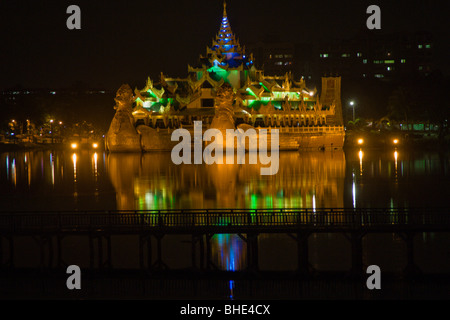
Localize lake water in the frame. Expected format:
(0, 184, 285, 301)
(2, 148, 449, 211)
(1, 148, 449, 274)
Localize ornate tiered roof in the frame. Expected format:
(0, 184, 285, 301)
(134, 1, 338, 118)
(189, 1, 254, 71)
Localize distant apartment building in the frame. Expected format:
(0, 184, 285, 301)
(315, 31, 434, 81)
(247, 40, 296, 76)
(248, 31, 434, 83)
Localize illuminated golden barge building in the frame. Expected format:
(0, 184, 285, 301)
(108, 2, 344, 152)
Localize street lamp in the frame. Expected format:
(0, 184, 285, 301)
(50, 119, 54, 143)
(349, 101, 355, 122)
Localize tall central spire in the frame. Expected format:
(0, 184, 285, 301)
(216, 0, 235, 50)
(201, 1, 253, 70)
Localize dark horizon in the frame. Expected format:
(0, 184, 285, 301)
(1, 0, 449, 91)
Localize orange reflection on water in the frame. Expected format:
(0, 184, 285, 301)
(394, 150, 399, 183)
(72, 153, 78, 199)
(93, 152, 98, 177)
(358, 149, 363, 176)
(50, 152, 55, 186)
(394, 151, 398, 170)
(106, 151, 346, 211)
(11, 157, 16, 187)
(72, 153, 77, 181)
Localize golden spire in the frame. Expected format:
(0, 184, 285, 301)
(223, 0, 227, 17)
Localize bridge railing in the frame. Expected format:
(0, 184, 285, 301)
(0, 208, 449, 234)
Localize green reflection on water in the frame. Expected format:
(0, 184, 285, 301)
(106, 151, 346, 210)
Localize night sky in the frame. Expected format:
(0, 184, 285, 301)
(1, 0, 449, 91)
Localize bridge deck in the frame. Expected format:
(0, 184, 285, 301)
(1, 208, 449, 235)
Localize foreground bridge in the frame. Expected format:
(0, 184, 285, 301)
(1, 207, 449, 234)
(0, 208, 449, 276)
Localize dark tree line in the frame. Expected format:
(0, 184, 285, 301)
(0, 85, 115, 135)
(387, 72, 449, 139)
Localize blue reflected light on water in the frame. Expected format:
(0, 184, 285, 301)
(212, 233, 243, 299)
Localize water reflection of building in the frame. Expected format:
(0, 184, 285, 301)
(106, 151, 346, 210)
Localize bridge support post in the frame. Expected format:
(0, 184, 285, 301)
(98, 236, 103, 269)
(246, 233, 259, 272)
(89, 235, 94, 269)
(0, 236, 3, 268)
(56, 235, 64, 268)
(199, 234, 205, 270)
(350, 232, 364, 278)
(9, 237, 14, 268)
(191, 234, 205, 270)
(151, 234, 167, 270)
(205, 233, 215, 270)
(191, 234, 196, 269)
(401, 232, 421, 276)
(138, 235, 145, 269)
(36, 236, 54, 269)
(88, 234, 112, 269)
(138, 234, 152, 270)
(99, 234, 112, 269)
(297, 232, 310, 276)
(49, 236, 54, 268)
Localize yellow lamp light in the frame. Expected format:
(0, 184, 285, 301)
(357, 138, 364, 145)
(71, 143, 78, 149)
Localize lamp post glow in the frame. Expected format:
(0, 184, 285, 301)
(349, 101, 355, 122)
(50, 120, 54, 143)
